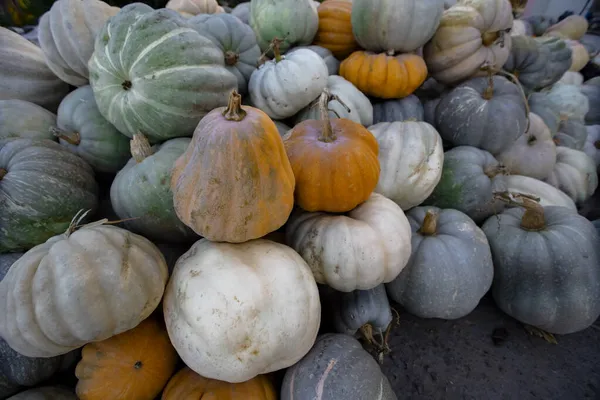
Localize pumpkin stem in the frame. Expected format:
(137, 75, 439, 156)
(0, 168, 6, 180)
(482, 31, 500, 47)
(317, 89, 336, 142)
(50, 127, 81, 146)
(131, 133, 153, 163)
(527, 134, 537, 145)
(483, 66, 531, 133)
(418, 209, 438, 235)
(224, 50, 239, 66)
(484, 164, 508, 179)
(493, 192, 546, 231)
(258, 37, 285, 64)
(481, 64, 494, 100)
(222, 90, 247, 121)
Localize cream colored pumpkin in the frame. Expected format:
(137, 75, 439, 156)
(505, 175, 576, 211)
(544, 147, 598, 204)
(163, 238, 320, 383)
(0, 220, 168, 358)
(369, 121, 444, 210)
(166, 0, 224, 17)
(286, 192, 412, 292)
(555, 71, 584, 86)
(566, 40, 590, 72)
(38, 0, 119, 87)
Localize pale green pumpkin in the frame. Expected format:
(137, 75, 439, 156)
(0, 100, 57, 141)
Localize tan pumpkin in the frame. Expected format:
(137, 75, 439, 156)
(314, 0, 359, 59)
(544, 15, 589, 40)
(566, 40, 590, 72)
(165, 0, 224, 17)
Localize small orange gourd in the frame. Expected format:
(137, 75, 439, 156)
(314, 0, 358, 59)
(339, 50, 428, 99)
(161, 367, 277, 400)
(74, 317, 178, 400)
(283, 90, 380, 213)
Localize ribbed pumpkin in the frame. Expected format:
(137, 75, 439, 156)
(314, 0, 357, 59)
(286, 45, 340, 75)
(340, 51, 428, 99)
(0, 100, 57, 141)
(171, 90, 295, 243)
(580, 77, 600, 125)
(75, 317, 178, 400)
(566, 40, 590, 72)
(283, 90, 380, 213)
(544, 147, 598, 204)
(162, 368, 276, 400)
(165, 0, 224, 17)
(372, 95, 424, 124)
(544, 15, 589, 40)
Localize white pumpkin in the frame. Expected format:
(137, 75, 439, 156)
(248, 48, 328, 119)
(555, 71, 584, 86)
(369, 121, 444, 210)
(286, 193, 412, 292)
(544, 147, 598, 204)
(286, 45, 340, 76)
(511, 19, 532, 36)
(294, 75, 373, 126)
(566, 39, 590, 72)
(166, 0, 225, 17)
(38, 0, 119, 87)
(0, 220, 168, 358)
(505, 175, 577, 211)
(583, 125, 600, 167)
(163, 238, 320, 383)
(0, 100, 57, 140)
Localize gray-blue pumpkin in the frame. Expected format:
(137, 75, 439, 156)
(554, 119, 587, 150)
(372, 95, 424, 124)
(580, 77, 600, 125)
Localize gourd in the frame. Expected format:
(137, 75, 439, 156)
(294, 75, 373, 126)
(163, 238, 321, 383)
(497, 112, 556, 180)
(111, 134, 197, 243)
(544, 83, 589, 121)
(0, 217, 169, 357)
(339, 51, 428, 99)
(386, 207, 494, 319)
(0, 100, 57, 140)
(0, 27, 70, 112)
(249, 0, 318, 52)
(162, 367, 276, 399)
(580, 77, 600, 125)
(7, 387, 77, 400)
(553, 118, 587, 150)
(481, 194, 600, 334)
(171, 91, 295, 243)
(165, 0, 224, 17)
(54, 85, 130, 173)
(504, 175, 576, 210)
(372, 95, 424, 124)
(286, 192, 412, 292)
(369, 121, 444, 210)
(423, 0, 514, 85)
(281, 334, 397, 400)
(0, 138, 98, 253)
(88, 4, 238, 143)
(248, 42, 328, 119)
(188, 13, 261, 94)
(231, 2, 250, 24)
(423, 146, 508, 223)
(37, 0, 119, 87)
(314, 0, 358, 59)
(434, 75, 527, 155)
(286, 45, 340, 75)
(566, 40, 590, 72)
(75, 317, 178, 400)
(544, 15, 589, 40)
(283, 91, 380, 213)
(555, 71, 584, 86)
(544, 147, 598, 204)
(583, 125, 600, 167)
(351, 0, 444, 53)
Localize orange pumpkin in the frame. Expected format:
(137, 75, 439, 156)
(162, 367, 277, 400)
(283, 90, 380, 213)
(339, 50, 428, 99)
(314, 0, 358, 59)
(75, 317, 178, 400)
(171, 90, 295, 243)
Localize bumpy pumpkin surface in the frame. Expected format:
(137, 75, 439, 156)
(314, 0, 357, 59)
(0, 100, 57, 141)
(372, 95, 424, 124)
(88, 4, 238, 142)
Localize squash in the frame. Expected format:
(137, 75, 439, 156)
(54, 85, 130, 173)
(88, 4, 238, 143)
(188, 13, 261, 94)
(283, 91, 380, 213)
(583, 125, 600, 167)
(165, 0, 224, 17)
(0, 27, 70, 113)
(504, 175, 576, 211)
(248, 42, 328, 119)
(553, 118, 587, 150)
(372, 95, 424, 124)
(434, 75, 527, 155)
(38, 0, 119, 87)
(162, 367, 276, 399)
(527, 91, 561, 135)
(281, 334, 397, 400)
(249, 0, 318, 52)
(171, 90, 295, 243)
(544, 83, 589, 121)
(314, 0, 358, 59)
(544, 15, 589, 40)
(555, 71, 584, 86)
(481, 194, 600, 334)
(580, 77, 600, 125)
(0, 218, 169, 357)
(544, 147, 598, 204)
(286, 192, 412, 292)
(351, 0, 444, 54)
(75, 317, 178, 400)
(231, 2, 250, 24)
(0, 100, 57, 140)
(7, 387, 77, 400)
(387, 206, 493, 319)
(566, 39, 590, 72)
(294, 75, 373, 126)
(111, 134, 197, 243)
(339, 51, 428, 99)
(0, 138, 98, 253)
(423, 0, 514, 85)
(423, 146, 508, 223)
(369, 121, 444, 210)
(163, 238, 320, 383)
(286, 45, 340, 75)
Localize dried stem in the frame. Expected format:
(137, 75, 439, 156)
(315, 89, 351, 143)
(222, 90, 247, 122)
(224, 50, 239, 66)
(51, 127, 81, 146)
(0, 168, 6, 180)
(419, 209, 438, 235)
(493, 192, 546, 231)
(258, 37, 286, 65)
(484, 164, 508, 179)
(131, 133, 153, 163)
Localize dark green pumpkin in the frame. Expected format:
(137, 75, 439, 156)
(580, 77, 600, 125)
(372, 95, 424, 124)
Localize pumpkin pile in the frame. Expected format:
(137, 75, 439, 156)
(0, 0, 599, 399)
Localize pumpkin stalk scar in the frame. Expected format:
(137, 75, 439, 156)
(122, 80, 132, 90)
(418, 210, 438, 235)
(134, 361, 143, 369)
(481, 31, 499, 47)
(131, 133, 154, 163)
(0, 168, 6, 180)
(493, 191, 546, 231)
(222, 90, 247, 121)
(224, 50, 239, 66)
(50, 127, 81, 146)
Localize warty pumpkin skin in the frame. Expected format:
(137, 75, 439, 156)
(0, 221, 169, 358)
(0, 100, 57, 141)
(314, 0, 357, 59)
(7, 386, 77, 400)
(286, 45, 340, 76)
(283, 91, 380, 213)
(171, 91, 295, 243)
(544, 147, 598, 205)
(340, 51, 428, 99)
(162, 367, 276, 400)
(75, 317, 178, 400)
(88, 4, 238, 143)
(372, 95, 424, 124)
